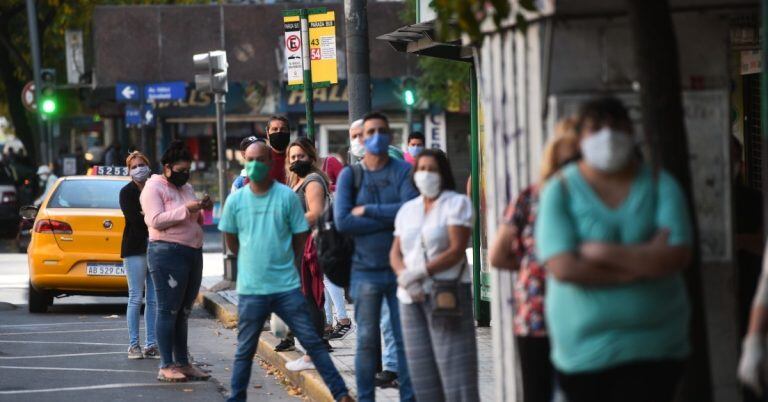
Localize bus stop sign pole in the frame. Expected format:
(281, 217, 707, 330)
(300, 8, 316, 142)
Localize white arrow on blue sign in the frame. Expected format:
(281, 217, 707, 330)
(116, 83, 141, 102)
(143, 105, 155, 127)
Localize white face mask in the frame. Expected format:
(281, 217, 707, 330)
(350, 138, 366, 159)
(414, 171, 442, 199)
(580, 127, 635, 173)
(130, 165, 151, 183)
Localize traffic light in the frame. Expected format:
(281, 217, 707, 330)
(402, 77, 416, 107)
(39, 69, 57, 118)
(193, 50, 228, 94)
(404, 89, 416, 107)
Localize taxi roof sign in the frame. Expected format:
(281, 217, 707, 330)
(89, 166, 129, 176)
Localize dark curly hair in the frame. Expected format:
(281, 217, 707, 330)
(575, 97, 633, 136)
(160, 140, 192, 167)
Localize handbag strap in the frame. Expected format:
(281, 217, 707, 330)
(420, 233, 466, 283)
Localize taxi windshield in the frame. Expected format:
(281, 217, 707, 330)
(47, 179, 126, 209)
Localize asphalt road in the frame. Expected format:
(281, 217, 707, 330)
(0, 251, 297, 402)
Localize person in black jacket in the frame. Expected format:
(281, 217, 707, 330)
(120, 151, 157, 360)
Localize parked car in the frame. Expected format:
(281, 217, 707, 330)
(0, 167, 19, 237)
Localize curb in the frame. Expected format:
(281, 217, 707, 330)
(200, 291, 339, 402)
(199, 291, 238, 329)
(256, 332, 336, 402)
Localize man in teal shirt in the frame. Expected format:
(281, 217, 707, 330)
(219, 141, 351, 402)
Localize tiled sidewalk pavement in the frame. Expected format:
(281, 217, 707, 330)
(208, 286, 495, 402)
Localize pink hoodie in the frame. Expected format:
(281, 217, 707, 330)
(139, 174, 204, 249)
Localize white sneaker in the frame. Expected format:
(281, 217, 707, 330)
(285, 357, 315, 371)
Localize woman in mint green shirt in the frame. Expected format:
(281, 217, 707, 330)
(535, 97, 693, 402)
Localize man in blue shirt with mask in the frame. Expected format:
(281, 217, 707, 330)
(335, 112, 418, 402)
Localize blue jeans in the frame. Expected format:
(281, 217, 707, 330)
(147, 241, 203, 369)
(324, 275, 348, 325)
(381, 301, 398, 372)
(228, 289, 349, 402)
(351, 279, 415, 402)
(124, 254, 157, 348)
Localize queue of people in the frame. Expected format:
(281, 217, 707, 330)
(116, 96, 702, 402)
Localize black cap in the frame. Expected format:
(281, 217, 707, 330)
(239, 136, 264, 151)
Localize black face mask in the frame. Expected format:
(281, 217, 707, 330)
(269, 131, 290, 152)
(289, 160, 313, 178)
(167, 170, 189, 188)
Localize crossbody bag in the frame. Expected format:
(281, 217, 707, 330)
(421, 234, 467, 317)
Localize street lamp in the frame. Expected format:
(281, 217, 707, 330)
(193, 50, 234, 281)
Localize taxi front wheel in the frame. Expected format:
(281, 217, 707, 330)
(28, 282, 52, 313)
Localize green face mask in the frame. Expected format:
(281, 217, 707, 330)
(246, 160, 270, 182)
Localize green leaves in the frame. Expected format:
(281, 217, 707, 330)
(430, 0, 536, 45)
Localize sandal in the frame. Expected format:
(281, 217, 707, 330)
(175, 364, 211, 381)
(157, 367, 187, 382)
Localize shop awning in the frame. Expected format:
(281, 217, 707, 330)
(377, 21, 473, 62)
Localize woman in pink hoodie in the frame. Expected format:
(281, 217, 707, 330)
(140, 141, 212, 382)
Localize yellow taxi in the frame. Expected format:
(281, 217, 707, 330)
(24, 169, 131, 312)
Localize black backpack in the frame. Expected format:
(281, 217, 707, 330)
(314, 164, 363, 288)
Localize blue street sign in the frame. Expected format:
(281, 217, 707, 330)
(125, 105, 142, 126)
(142, 104, 156, 127)
(145, 81, 187, 102)
(116, 83, 141, 102)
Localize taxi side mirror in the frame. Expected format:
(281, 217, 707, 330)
(19, 205, 38, 220)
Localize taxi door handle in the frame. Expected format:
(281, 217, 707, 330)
(59, 236, 73, 241)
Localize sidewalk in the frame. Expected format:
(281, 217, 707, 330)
(199, 254, 495, 402)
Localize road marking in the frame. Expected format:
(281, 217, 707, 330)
(0, 321, 125, 328)
(0, 365, 154, 374)
(0, 382, 202, 395)
(0, 352, 124, 359)
(0, 340, 125, 346)
(0, 328, 125, 336)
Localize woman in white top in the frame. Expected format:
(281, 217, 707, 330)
(390, 149, 479, 402)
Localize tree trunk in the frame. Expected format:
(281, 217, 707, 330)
(0, 41, 36, 163)
(626, 1, 712, 401)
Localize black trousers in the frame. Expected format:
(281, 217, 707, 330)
(516, 336, 554, 402)
(557, 359, 684, 402)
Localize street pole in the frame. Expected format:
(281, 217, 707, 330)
(215, 92, 227, 249)
(344, 0, 371, 121)
(406, 106, 413, 134)
(300, 9, 316, 141)
(762, 0, 768, 237)
(25, 0, 45, 165)
(470, 64, 490, 326)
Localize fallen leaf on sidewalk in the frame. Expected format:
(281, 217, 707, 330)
(183, 388, 194, 392)
(287, 386, 302, 396)
(253, 385, 263, 389)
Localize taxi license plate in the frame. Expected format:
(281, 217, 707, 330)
(86, 263, 126, 276)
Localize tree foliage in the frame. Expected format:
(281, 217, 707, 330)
(430, 0, 537, 44)
(401, 0, 471, 111)
(0, 0, 203, 162)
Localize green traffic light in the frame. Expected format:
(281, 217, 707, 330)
(404, 89, 415, 106)
(41, 98, 56, 114)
